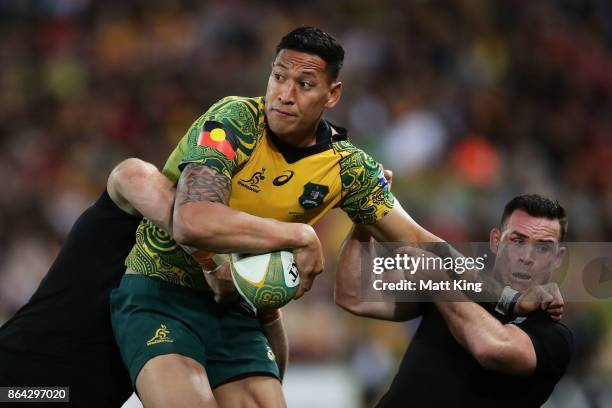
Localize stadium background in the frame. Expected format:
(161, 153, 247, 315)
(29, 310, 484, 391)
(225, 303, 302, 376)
(0, 0, 610, 406)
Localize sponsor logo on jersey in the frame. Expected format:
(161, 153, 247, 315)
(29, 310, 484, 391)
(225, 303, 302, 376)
(273, 170, 295, 186)
(198, 121, 238, 161)
(377, 169, 389, 190)
(238, 168, 266, 193)
(299, 183, 329, 209)
(266, 345, 276, 361)
(146, 324, 174, 346)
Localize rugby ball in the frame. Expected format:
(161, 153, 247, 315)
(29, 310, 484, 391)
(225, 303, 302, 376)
(230, 250, 300, 309)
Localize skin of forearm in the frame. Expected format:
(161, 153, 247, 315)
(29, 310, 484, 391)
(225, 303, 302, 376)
(335, 227, 367, 305)
(436, 297, 507, 357)
(336, 226, 421, 321)
(107, 159, 175, 231)
(109, 160, 312, 254)
(173, 163, 313, 254)
(174, 202, 312, 253)
(435, 297, 534, 375)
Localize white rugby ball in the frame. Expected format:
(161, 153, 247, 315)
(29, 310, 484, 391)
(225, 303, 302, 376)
(230, 250, 300, 309)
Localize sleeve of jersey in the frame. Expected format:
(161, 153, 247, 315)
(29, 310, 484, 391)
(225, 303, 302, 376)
(339, 150, 395, 224)
(515, 317, 574, 379)
(179, 97, 259, 178)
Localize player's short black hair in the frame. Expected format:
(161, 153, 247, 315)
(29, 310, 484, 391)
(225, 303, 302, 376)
(276, 26, 345, 81)
(501, 194, 568, 241)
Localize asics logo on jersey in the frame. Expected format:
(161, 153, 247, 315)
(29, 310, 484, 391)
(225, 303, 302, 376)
(239, 168, 266, 193)
(273, 170, 295, 186)
(146, 324, 174, 346)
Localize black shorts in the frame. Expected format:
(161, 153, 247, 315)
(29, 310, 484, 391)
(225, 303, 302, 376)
(0, 190, 142, 407)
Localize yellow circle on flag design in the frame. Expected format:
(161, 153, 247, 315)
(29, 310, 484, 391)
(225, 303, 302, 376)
(210, 128, 226, 142)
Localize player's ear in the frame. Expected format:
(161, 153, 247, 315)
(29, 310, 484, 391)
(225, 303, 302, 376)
(489, 228, 501, 254)
(553, 245, 567, 269)
(325, 81, 342, 109)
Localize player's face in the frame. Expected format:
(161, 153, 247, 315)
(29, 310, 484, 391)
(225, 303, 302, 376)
(265, 49, 342, 144)
(490, 210, 566, 292)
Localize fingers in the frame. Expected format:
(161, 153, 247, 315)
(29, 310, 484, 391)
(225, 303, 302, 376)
(547, 303, 564, 321)
(539, 288, 554, 311)
(547, 283, 564, 307)
(294, 277, 312, 300)
(516, 283, 566, 320)
(544, 283, 564, 320)
(204, 262, 239, 304)
(383, 169, 393, 190)
(546, 299, 565, 320)
(293, 228, 324, 300)
(294, 260, 323, 300)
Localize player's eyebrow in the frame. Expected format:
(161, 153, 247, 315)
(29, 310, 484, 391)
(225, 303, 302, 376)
(509, 231, 529, 239)
(535, 239, 556, 244)
(299, 71, 317, 79)
(275, 62, 321, 77)
(510, 231, 556, 243)
(275, 62, 289, 70)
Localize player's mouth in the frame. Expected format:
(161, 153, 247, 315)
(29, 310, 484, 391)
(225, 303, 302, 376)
(271, 108, 296, 117)
(511, 271, 532, 281)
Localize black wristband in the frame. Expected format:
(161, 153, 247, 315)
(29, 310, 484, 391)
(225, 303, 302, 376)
(495, 286, 521, 316)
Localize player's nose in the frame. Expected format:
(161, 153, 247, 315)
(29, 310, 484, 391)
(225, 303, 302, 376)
(518, 245, 535, 266)
(278, 82, 296, 104)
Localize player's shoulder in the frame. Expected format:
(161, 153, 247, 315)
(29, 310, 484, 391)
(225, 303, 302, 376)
(548, 320, 574, 349)
(202, 96, 265, 147)
(332, 128, 393, 223)
(513, 311, 574, 352)
(333, 136, 384, 181)
(208, 96, 265, 116)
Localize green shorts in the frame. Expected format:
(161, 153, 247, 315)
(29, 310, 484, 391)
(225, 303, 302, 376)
(110, 274, 279, 388)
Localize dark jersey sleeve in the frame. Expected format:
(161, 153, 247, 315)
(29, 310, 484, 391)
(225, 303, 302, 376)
(0, 189, 142, 358)
(513, 311, 574, 380)
(0, 190, 141, 406)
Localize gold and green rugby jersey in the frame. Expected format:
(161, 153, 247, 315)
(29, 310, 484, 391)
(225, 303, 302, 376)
(125, 96, 395, 289)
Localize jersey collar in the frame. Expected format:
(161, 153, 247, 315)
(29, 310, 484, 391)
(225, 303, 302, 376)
(266, 118, 348, 164)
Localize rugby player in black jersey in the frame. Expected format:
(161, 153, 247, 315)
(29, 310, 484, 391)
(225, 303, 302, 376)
(336, 194, 572, 407)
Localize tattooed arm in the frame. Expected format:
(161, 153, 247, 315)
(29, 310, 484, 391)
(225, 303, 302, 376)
(173, 163, 323, 297)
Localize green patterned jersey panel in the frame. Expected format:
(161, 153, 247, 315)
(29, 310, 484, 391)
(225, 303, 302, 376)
(336, 141, 395, 224)
(124, 219, 206, 288)
(162, 96, 264, 181)
(126, 96, 266, 289)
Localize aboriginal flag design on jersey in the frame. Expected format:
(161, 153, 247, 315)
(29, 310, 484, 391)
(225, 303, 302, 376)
(197, 121, 239, 161)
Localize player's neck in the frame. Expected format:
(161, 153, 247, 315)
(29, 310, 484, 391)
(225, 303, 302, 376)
(276, 132, 317, 148)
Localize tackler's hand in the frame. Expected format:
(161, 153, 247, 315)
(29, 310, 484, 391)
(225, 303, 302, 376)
(514, 282, 564, 321)
(204, 262, 240, 304)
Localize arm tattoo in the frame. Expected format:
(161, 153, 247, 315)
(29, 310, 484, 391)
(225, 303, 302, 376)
(176, 163, 231, 206)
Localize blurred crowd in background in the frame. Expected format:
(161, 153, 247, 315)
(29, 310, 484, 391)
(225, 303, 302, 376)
(0, 0, 611, 406)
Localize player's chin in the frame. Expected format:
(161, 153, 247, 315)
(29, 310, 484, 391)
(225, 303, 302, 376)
(268, 121, 295, 137)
